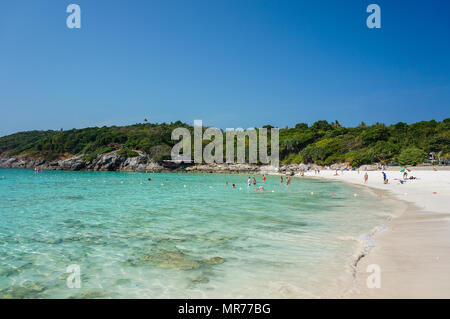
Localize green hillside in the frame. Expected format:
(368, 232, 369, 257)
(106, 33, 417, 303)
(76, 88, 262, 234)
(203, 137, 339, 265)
(1, 119, 449, 166)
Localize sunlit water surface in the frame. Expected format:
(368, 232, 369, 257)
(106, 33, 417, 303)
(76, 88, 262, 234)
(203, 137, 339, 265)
(0, 169, 400, 298)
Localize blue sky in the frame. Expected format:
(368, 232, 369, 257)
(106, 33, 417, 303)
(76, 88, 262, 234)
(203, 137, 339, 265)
(1, 0, 449, 136)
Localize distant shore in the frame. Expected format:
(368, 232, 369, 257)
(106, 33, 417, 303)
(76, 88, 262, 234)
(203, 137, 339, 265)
(304, 169, 450, 298)
(1, 151, 449, 174)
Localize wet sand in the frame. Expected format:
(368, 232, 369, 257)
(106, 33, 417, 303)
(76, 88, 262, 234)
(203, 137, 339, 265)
(302, 169, 450, 298)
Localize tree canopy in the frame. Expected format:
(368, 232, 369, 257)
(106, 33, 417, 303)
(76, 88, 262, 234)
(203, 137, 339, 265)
(0, 119, 449, 166)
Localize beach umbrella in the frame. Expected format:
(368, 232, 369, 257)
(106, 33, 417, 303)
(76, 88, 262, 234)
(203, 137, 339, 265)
(400, 168, 411, 173)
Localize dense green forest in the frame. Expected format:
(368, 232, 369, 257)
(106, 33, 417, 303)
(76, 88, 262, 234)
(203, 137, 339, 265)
(1, 119, 449, 166)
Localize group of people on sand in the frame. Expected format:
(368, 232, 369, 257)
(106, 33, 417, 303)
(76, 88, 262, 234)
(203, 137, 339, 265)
(363, 171, 389, 184)
(362, 169, 417, 185)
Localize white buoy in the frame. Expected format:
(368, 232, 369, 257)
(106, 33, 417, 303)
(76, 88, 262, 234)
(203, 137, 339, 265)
(184, 185, 187, 188)
(354, 193, 357, 197)
(311, 192, 314, 195)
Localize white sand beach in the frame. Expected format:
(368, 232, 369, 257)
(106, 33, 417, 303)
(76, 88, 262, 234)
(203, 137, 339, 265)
(302, 168, 450, 298)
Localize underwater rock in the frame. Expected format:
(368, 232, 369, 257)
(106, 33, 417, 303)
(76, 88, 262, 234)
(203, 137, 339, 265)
(0, 281, 46, 299)
(190, 276, 210, 284)
(143, 250, 201, 270)
(201, 256, 225, 265)
(79, 289, 108, 299)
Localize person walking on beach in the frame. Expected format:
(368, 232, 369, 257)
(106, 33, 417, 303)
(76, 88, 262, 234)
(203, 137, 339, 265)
(382, 171, 388, 184)
(364, 172, 368, 184)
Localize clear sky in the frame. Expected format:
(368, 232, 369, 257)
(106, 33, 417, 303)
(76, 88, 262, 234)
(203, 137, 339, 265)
(1, 0, 449, 136)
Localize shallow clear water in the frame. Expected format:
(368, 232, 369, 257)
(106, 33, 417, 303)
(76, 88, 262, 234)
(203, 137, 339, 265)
(0, 169, 398, 298)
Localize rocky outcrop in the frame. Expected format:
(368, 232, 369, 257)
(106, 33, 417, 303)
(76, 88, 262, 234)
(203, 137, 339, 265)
(185, 163, 261, 174)
(0, 151, 165, 172)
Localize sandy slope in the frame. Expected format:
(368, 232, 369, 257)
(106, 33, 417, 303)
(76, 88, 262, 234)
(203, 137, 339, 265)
(301, 169, 450, 298)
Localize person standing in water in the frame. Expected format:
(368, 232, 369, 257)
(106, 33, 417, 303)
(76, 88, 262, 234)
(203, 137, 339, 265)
(286, 176, 291, 185)
(248, 177, 251, 187)
(280, 176, 284, 184)
(252, 177, 256, 185)
(263, 175, 266, 182)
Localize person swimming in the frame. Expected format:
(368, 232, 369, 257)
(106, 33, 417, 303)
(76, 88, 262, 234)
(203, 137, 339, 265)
(232, 184, 236, 188)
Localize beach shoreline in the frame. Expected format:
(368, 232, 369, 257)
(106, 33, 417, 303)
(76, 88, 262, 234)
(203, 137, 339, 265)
(1, 166, 449, 298)
(300, 169, 450, 298)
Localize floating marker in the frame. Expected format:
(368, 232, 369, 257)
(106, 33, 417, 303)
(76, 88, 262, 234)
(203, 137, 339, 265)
(184, 185, 187, 188)
(353, 193, 357, 197)
(311, 192, 314, 195)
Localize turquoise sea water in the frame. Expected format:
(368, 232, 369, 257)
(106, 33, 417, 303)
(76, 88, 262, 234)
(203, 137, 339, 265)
(0, 169, 398, 298)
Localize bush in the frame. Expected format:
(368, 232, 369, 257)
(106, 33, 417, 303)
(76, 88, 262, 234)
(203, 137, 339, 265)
(149, 144, 172, 162)
(398, 147, 426, 166)
(117, 148, 139, 157)
(83, 146, 115, 162)
(361, 124, 389, 145)
(283, 153, 303, 164)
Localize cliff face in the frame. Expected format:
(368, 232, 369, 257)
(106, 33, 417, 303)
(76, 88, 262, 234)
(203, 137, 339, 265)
(0, 151, 383, 174)
(1, 151, 355, 174)
(0, 151, 282, 174)
(0, 151, 165, 172)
